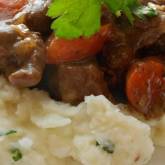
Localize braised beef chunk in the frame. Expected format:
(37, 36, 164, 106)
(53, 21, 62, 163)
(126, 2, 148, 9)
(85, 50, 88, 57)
(0, 23, 45, 87)
(119, 3, 165, 56)
(131, 16, 165, 55)
(13, 0, 51, 35)
(48, 59, 110, 105)
(103, 28, 133, 72)
(99, 19, 133, 95)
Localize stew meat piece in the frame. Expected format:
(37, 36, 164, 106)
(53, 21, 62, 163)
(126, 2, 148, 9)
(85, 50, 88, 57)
(48, 59, 110, 105)
(98, 7, 133, 91)
(131, 17, 165, 55)
(122, 2, 165, 56)
(103, 27, 133, 72)
(11, 0, 51, 34)
(101, 24, 133, 90)
(0, 23, 45, 87)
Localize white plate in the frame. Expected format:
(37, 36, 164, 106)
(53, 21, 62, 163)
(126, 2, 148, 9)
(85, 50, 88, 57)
(148, 147, 165, 165)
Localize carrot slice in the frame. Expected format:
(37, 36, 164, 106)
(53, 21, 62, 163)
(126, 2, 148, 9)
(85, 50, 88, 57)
(126, 57, 165, 116)
(46, 25, 110, 64)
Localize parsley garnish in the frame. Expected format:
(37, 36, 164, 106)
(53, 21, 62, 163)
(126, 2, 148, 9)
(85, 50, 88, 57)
(0, 130, 17, 136)
(10, 148, 23, 162)
(96, 139, 115, 154)
(47, 0, 158, 39)
(133, 5, 158, 20)
(47, 0, 101, 39)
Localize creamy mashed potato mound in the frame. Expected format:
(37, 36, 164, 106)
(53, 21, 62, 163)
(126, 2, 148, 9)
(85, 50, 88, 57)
(0, 77, 154, 165)
(148, 116, 165, 147)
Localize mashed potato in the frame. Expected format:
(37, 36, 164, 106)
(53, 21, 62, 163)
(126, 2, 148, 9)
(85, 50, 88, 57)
(119, 104, 165, 148)
(148, 116, 165, 147)
(0, 77, 154, 165)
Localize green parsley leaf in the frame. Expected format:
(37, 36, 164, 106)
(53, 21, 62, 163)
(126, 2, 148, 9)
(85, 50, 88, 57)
(133, 5, 158, 20)
(47, 0, 158, 39)
(0, 130, 17, 137)
(10, 148, 22, 162)
(47, 0, 101, 39)
(102, 0, 123, 15)
(96, 139, 115, 154)
(103, 0, 158, 23)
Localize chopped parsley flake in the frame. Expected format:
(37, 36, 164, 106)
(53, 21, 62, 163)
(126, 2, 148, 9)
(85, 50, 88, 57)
(96, 139, 115, 154)
(10, 148, 23, 162)
(133, 5, 158, 20)
(0, 130, 17, 137)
